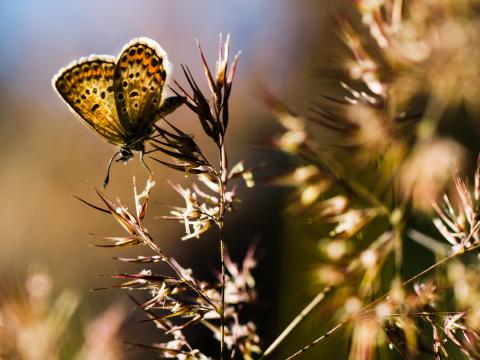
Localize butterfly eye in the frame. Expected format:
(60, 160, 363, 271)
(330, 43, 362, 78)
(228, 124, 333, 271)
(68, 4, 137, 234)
(120, 148, 133, 159)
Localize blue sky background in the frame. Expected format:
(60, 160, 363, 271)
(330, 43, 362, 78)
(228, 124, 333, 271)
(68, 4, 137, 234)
(0, 0, 317, 100)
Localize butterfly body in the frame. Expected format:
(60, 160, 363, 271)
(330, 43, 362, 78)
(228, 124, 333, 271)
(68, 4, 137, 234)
(52, 37, 184, 184)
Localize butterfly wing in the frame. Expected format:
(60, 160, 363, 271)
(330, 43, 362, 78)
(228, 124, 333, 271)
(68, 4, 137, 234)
(113, 37, 171, 139)
(52, 56, 126, 146)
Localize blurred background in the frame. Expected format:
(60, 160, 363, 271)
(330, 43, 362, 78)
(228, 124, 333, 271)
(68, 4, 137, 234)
(0, 0, 341, 358)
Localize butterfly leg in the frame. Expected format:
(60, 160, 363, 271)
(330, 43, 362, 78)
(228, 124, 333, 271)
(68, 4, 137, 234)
(103, 150, 121, 188)
(140, 149, 153, 181)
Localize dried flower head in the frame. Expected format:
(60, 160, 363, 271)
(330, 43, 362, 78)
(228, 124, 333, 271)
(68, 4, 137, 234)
(434, 155, 480, 252)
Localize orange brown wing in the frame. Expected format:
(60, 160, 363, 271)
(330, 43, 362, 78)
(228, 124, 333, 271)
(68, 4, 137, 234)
(53, 55, 126, 145)
(113, 37, 171, 138)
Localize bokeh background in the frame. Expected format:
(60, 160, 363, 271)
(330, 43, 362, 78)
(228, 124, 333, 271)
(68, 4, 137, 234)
(0, 0, 342, 358)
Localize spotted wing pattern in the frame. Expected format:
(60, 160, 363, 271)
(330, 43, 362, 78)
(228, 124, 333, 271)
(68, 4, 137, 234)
(113, 37, 170, 139)
(53, 56, 126, 145)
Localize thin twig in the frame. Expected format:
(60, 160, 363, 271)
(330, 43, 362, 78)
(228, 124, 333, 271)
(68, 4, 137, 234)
(218, 141, 228, 360)
(285, 322, 346, 360)
(408, 229, 451, 256)
(219, 224, 226, 360)
(261, 287, 331, 358)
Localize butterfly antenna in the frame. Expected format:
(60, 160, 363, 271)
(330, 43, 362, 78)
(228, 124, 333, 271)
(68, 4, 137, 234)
(103, 151, 121, 188)
(140, 150, 153, 180)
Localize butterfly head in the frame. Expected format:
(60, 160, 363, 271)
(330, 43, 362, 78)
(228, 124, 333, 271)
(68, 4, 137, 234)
(118, 147, 134, 163)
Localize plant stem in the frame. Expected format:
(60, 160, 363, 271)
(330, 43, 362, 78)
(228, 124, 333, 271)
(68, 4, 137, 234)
(219, 223, 226, 360)
(218, 140, 228, 360)
(143, 232, 218, 311)
(285, 322, 346, 360)
(261, 286, 331, 358)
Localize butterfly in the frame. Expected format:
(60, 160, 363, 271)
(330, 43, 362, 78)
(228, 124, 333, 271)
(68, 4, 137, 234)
(52, 37, 184, 186)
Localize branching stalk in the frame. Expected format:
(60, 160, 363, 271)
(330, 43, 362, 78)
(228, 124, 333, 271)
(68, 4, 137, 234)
(143, 232, 219, 312)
